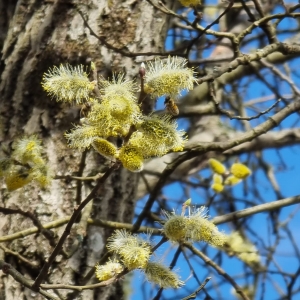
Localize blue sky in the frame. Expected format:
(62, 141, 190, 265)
(130, 1, 300, 299)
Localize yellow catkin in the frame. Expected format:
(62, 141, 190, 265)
(145, 262, 184, 289)
(5, 171, 33, 191)
(118, 145, 144, 172)
(106, 230, 151, 270)
(208, 158, 226, 175)
(224, 175, 241, 186)
(230, 163, 252, 179)
(163, 214, 187, 242)
(92, 138, 118, 159)
(95, 259, 123, 281)
(211, 183, 224, 193)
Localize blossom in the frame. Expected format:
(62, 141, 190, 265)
(230, 163, 252, 179)
(118, 145, 144, 172)
(130, 114, 187, 158)
(211, 174, 224, 193)
(186, 207, 227, 247)
(162, 211, 187, 242)
(107, 230, 151, 270)
(162, 204, 226, 247)
(208, 158, 226, 175)
(144, 56, 197, 98)
(5, 167, 33, 191)
(12, 136, 44, 165)
(92, 138, 118, 160)
(144, 262, 184, 289)
(224, 232, 260, 267)
(95, 259, 123, 281)
(42, 64, 95, 103)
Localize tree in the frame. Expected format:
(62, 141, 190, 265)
(0, 0, 300, 299)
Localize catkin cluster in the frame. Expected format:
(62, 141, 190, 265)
(41, 57, 196, 172)
(0, 136, 52, 191)
(95, 230, 183, 289)
(222, 232, 260, 267)
(208, 158, 252, 193)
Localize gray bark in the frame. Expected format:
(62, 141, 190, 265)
(0, 0, 172, 299)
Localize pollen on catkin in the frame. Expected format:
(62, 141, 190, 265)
(224, 232, 260, 267)
(118, 145, 144, 172)
(162, 211, 187, 242)
(208, 158, 226, 175)
(5, 167, 33, 191)
(186, 207, 227, 247)
(134, 114, 187, 157)
(95, 259, 124, 281)
(107, 230, 151, 270)
(64, 125, 102, 150)
(144, 262, 184, 289)
(224, 175, 241, 186)
(99, 73, 138, 103)
(144, 56, 197, 98)
(211, 173, 224, 193)
(230, 163, 252, 179)
(42, 64, 95, 103)
(12, 136, 44, 165)
(92, 138, 118, 160)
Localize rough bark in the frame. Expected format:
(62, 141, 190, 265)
(0, 0, 172, 299)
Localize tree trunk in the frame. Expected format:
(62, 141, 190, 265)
(0, 0, 172, 299)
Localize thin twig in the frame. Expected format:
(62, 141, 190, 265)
(0, 260, 58, 300)
(32, 166, 115, 290)
(209, 82, 281, 121)
(181, 277, 212, 300)
(183, 243, 250, 300)
(0, 206, 56, 247)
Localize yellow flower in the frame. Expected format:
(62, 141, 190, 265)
(211, 183, 224, 193)
(144, 56, 197, 98)
(107, 230, 151, 270)
(95, 259, 123, 281)
(224, 232, 260, 267)
(92, 138, 118, 160)
(224, 175, 241, 186)
(144, 262, 184, 289)
(88, 102, 135, 138)
(118, 145, 144, 172)
(5, 167, 33, 191)
(230, 163, 252, 179)
(64, 124, 102, 149)
(42, 64, 95, 103)
(208, 158, 226, 175)
(99, 73, 141, 122)
(12, 136, 44, 165)
(99, 73, 138, 103)
(162, 211, 187, 242)
(186, 207, 227, 247)
(132, 114, 187, 158)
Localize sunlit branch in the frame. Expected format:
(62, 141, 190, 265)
(211, 195, 300, 225)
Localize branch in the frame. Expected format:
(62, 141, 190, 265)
(211, 195, 300, 225)
(0, 260, 58, 300)
(32, 166, 115, 290)
(0, 217, 160, 243)
(183, 243, 250, 300)
(0, 206, 56, 247)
